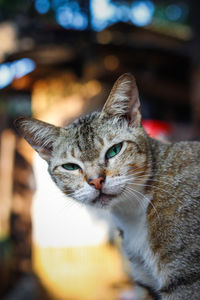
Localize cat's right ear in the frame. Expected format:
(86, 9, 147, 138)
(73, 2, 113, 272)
(101, 73, 141, 126)
(14, 117, 60, 161)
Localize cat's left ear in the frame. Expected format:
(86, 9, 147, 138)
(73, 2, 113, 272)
(101, 73, 141, 126)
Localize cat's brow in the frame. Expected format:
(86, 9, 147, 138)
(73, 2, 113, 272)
(80, 146, 100, 162)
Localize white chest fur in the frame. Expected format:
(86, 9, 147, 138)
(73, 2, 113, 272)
(111, 202, 160, 290)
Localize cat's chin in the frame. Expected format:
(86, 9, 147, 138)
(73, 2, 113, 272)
(91, 193, 115, 207)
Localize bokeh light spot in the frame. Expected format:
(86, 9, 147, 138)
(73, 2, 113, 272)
(131, 0, 155, 27)
(35, 0, 50, 14)
(0, 58, 36, 89)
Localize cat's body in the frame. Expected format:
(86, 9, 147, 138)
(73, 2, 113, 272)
(113, 139, 200, 299)
(15, 74, 200, 300)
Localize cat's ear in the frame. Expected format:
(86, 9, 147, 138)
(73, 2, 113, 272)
(14, 117, 60, 161)
(101, 73, 141, 126)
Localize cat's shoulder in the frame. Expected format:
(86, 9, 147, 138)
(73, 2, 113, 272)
(155, 139, 200, 159)
(171, 140, 200, 158)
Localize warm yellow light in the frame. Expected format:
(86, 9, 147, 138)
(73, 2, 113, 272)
(33, 243, 131, 300)
(0, 22, 18, 62)
(85, 80, 102, 97)
(32, 74, 102, 122)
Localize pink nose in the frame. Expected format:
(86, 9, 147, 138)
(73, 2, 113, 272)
(88, 176, 105, 190)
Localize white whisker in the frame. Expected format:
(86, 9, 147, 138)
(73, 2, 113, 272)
(130, 187, 160, 220)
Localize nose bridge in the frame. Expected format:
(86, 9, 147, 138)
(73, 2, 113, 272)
(85, 162, 105, 190)
(85, 161, 102, 179)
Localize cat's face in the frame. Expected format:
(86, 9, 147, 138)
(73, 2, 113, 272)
(48, 113, 148, 208)
(15, 73, 151, 209)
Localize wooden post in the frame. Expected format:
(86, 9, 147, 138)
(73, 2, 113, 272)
(0, 129, 16, 239)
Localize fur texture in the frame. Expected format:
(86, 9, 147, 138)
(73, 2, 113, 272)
(15, 74, 200, 300)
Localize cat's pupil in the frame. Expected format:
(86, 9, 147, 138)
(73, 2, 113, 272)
(106, 142, 123, 160)
(62, 163, 80, 171)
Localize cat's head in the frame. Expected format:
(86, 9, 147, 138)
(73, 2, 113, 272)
(15, 74, 151, 209)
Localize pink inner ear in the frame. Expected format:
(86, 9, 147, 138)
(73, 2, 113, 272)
(38, 145, 53, 159)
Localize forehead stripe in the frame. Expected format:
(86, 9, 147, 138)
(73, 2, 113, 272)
(70, 147, 75, 157)
(76, 136, 82, 152)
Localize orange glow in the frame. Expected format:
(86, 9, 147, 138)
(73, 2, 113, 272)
(33, 243, 132, 300)
(0, 130, 16, 237)
(39, 95, 85, 125)
(85, 80, 102, 96)
(12, 75, 32, 90)
(32, 74, 102, 123)
(17, 138, 34, 165)
(104, 55, 119, 71)
(97, 31, 112, 44)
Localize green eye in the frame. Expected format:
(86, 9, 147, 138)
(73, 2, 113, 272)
(62, 163, 81, 171)
(105, 142, 123, 160)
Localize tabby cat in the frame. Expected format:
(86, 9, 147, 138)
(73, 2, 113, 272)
(15, 74, 200, 300)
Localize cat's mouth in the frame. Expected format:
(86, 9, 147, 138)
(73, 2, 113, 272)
(92, 192, 115, 206)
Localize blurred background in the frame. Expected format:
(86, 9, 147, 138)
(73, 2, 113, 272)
(0, 0, 200, 299)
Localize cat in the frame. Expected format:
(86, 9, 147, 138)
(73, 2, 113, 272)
(15, 73, 200, 300)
